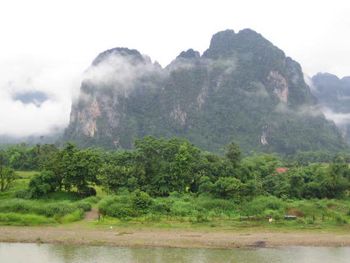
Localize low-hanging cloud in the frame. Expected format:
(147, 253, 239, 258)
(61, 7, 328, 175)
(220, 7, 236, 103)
(322, 107, 350, 126)
(0, 57, 81, 137)
(81, 53, 162, 98)
(307, 77, 350, 130)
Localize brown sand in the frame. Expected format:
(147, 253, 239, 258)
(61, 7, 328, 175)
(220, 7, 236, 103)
(0, 226, 350, 248)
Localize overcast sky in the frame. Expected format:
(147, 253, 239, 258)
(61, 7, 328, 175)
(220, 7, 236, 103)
(0, 0, 349, 137)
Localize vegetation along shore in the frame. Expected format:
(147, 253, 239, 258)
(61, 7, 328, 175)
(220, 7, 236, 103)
(0, 137, 350, 248)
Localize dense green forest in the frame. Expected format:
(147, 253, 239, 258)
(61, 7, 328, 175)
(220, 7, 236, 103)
(0, 137, 350, 227)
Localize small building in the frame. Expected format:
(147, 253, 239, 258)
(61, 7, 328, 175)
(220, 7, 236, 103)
(275, 167, 288, 174)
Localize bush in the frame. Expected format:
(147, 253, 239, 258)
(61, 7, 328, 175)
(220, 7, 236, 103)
(243, 196, 285, 218)
(131, 190, 153, 211)
(27, 171, 58, 198)
(75, 201, 92, 212)
(81, 196, 101, 204)
(98, 195, 137, 218)
(212, 177, 242, 199)
(334, 213, 348, 225)
(106, 203, 135, 218)
(150, 199, 172, 214)
(170, 200, 196, 216)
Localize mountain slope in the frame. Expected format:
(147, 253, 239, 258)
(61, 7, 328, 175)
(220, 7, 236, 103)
(64, 29, 346, 154)
(311, 73, 350, 142)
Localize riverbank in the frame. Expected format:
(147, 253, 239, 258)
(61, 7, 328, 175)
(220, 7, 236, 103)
(1, 226, 350, 248)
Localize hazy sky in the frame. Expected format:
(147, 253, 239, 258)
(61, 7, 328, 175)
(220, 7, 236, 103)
(0, 0, 349, 137)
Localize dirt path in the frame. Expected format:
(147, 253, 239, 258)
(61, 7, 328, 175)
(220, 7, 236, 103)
(0, 226, 350, 248)
(84, 208, 99, 221)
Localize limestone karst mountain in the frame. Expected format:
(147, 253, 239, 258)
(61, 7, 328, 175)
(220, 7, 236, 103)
(64, 29, 346, 154)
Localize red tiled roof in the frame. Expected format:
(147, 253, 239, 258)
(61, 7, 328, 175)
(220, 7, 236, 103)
(275, 167, 288, 173)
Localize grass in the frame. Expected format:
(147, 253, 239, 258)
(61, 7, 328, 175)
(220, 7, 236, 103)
(0, 170, 94, 225)
(0, 171, 37, 200)
(0, 213, 55, 226)
(89, 214, 350, 234)
(0, 198, 91, 225)
(95, 193, 350, 232)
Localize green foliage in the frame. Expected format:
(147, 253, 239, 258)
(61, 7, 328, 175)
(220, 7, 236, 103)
(98, 195, 136, 218)
(0, 151, 17, 192)
(27, 171, 59, 198)
(0, 136, 350, 228)
(98, 194, 238, 220)
(59, 209, 85, 224)
(0, 213, 55, 226)
(0, 199, 90, 218)
(0, 137, 348, 206)
(96, 193, 350, 226)
(1, 144, 58, 171)
(212, 177, 242, 199)
(21, 143, 102, 197)
(225, 142, 241, 167)
(98, 137, 206, 197)
(0, 167, 16, 192)
(242, 196, 285, 218)
(131, 190, 153, 211)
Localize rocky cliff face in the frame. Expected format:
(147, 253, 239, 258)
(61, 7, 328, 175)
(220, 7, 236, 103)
(64, 29, 346, 154)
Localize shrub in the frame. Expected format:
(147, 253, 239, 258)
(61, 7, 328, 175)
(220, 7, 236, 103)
(105, 203, 135, 218)
(150, 199, 172, 214)
(212, 177, 242, 199)
(243, 196, 285, 218)
(98, 195, 136, 218)
(75, 201, 92, 212)
(131, 190, 153, 211)
(334, 213, 348, 225)
(170, 200, 196, 216)
(27, 171, 59, 198)
(81, 196, 101, 204)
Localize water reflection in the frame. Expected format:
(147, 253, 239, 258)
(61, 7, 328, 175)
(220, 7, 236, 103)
(0, 243, 349, 263)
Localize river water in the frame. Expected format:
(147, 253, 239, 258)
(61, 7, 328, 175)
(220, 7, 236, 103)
(0, 243, 349, 263)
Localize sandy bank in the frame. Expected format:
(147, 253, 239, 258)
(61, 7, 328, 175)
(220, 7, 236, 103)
(1, 226, 350, 248)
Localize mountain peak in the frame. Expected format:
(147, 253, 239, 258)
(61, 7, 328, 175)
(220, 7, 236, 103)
(203, 28, 280, 59)
(92, 47, 145, 66)
(176, 49, 200, 59)
(209, 29, 236, 48)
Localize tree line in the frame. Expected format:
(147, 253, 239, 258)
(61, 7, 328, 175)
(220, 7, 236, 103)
(0, 137, 349, 200)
